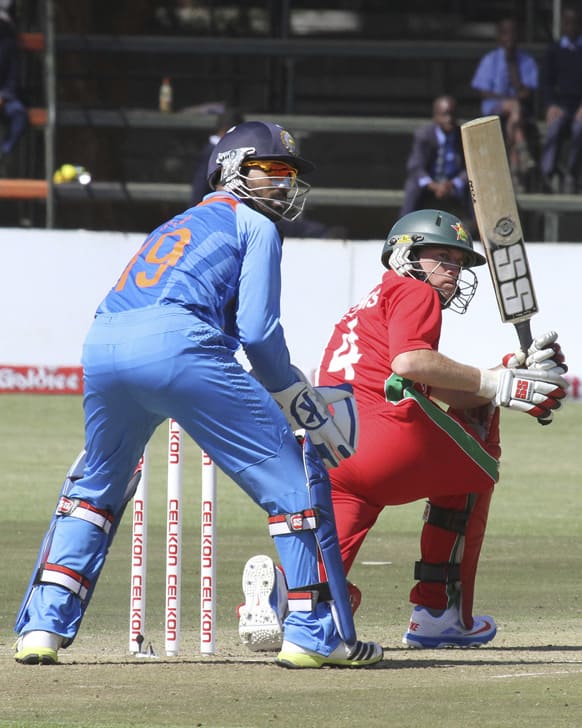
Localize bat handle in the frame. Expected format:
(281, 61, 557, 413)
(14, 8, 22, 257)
(513, 319, 552, 427)
(514, 319, 533, 352)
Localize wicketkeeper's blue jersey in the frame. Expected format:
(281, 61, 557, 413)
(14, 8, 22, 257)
(97, 192, 294, 392)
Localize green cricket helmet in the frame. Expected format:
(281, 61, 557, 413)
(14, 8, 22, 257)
(381, 209, 486, 269)
(381, 209, 485, 314)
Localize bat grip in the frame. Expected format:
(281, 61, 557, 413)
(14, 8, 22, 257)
(514, 320, 533, 352)
(513, 319, 552, 426)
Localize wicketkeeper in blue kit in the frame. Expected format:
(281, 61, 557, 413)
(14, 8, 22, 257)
(14, 120, 383, 669)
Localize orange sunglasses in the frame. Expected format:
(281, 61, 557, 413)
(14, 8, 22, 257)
(243, 160, 298, 179)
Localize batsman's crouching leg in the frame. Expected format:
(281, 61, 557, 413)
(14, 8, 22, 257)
(445, 403, 500, 628)
(403, 492, 496, 648)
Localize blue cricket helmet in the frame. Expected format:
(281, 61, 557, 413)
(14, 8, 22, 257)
(207, 120, 315, 187)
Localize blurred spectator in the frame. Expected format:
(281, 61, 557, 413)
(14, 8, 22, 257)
(540, 5, 582, 193)
(400, 95, 472, 230)
(0, 6, 27, 170)
(191, 107, 244, 204)
(471, 17, 539, 191)
(192, 112, 346, 239)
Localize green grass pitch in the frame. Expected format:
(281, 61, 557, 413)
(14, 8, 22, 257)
(1, 394, 580, 727)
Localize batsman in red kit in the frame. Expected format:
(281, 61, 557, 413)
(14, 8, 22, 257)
(316, 208, 568, 648)
(237, 208, 568, 651)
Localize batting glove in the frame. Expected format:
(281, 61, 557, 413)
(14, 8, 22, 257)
(477, 367, 568, 421)
(270, 368, 358, 469)
(503, 330, 568, 376)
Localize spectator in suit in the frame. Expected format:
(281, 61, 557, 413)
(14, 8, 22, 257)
(540, 5, 582, 193)
(400, 95, 472, 229)
(471, 17, 539, 191)
(0, 6, 28, 169)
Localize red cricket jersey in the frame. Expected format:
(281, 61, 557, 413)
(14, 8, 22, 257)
(318, 271, 499, 610)
(318, 269, 498, 546)
(318, 270, 441, 406)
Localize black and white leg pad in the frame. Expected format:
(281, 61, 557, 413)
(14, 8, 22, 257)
(414, 561, 461, 584)
(422, 501, 469, 534)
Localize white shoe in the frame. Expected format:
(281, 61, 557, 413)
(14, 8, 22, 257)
(276, 638, 384, 669)
(238, 554, 287, 652)
(14, 630, 63, 665)
(402, 606, 497, 648)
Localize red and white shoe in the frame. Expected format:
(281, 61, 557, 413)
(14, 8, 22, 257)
(402, 606, 497, 648)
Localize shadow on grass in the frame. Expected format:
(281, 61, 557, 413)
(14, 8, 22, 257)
(49, 643, 582, 671)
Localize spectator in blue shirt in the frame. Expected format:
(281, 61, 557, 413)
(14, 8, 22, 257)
(540, 5, 582, 193)
(471, 17, 539, 191)
(0, 9, 28, 168)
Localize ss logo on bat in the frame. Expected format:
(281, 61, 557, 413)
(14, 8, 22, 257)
(492, 243, 535, 317)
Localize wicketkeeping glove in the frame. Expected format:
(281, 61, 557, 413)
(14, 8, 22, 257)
(477, 367, 568, 421)
(503, 330, 568, 377)
(270, 367, 358, 468)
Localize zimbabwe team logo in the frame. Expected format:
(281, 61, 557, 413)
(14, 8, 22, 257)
(451, 222, 469, 241)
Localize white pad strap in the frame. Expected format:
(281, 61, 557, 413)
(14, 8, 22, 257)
(268, 508, 319, 536)
(57, 496, 114, 535)
(39, 563, 90, 600)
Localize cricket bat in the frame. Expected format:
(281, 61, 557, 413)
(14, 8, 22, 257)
(461, 115, 538, 353)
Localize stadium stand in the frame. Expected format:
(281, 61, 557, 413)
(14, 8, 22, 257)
(2, 0, 579, 242)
